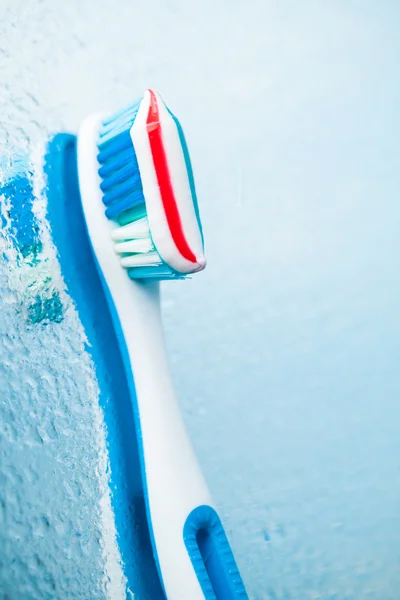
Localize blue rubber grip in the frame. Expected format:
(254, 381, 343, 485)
(183, 505, 248, 599)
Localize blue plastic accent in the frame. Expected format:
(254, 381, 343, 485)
(184, 505, 248, 599)
(44, 134, 166, 599)
(54, 124, 168, 595)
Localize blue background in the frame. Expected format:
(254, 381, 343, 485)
(0, 1, 399, 598)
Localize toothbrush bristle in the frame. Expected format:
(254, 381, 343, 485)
(96, 89, 205, 280)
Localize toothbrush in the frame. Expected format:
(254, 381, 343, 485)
(77, 89, 247, 599)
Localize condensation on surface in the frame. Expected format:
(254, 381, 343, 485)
(1, 0, 400, 599)
(0, 153, 125, 597)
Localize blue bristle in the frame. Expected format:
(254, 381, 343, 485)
(101, 112, 140, 138)
(100, 161, 138, 193)
(97, 99, 145, 219)
(102, 174, 142, 206)
(97, 135, 132, 163)
(105, 189, 145, 219)
(102, 103, 140, 127)
(102, 178, 139, 206)
(127, 266, 185, 280)
(98, 147, 136, 178)
(97, 96, 187, 280)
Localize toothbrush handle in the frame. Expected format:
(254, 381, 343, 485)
(77, 112, 247, 599)
(111, 280, 246, 599)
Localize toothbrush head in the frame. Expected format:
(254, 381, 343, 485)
(96, 89, 206, 280)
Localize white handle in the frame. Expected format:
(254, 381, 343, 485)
(115, 279, 212, 599)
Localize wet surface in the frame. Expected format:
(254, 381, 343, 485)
(0, 1, 400, 598)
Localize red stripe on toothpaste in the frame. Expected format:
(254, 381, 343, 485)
(146, 89, 197, 265)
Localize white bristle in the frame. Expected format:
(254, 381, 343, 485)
(114, 238, 153, 255)
(120, 251, 162, 268)
(111, 218, 150, 241)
